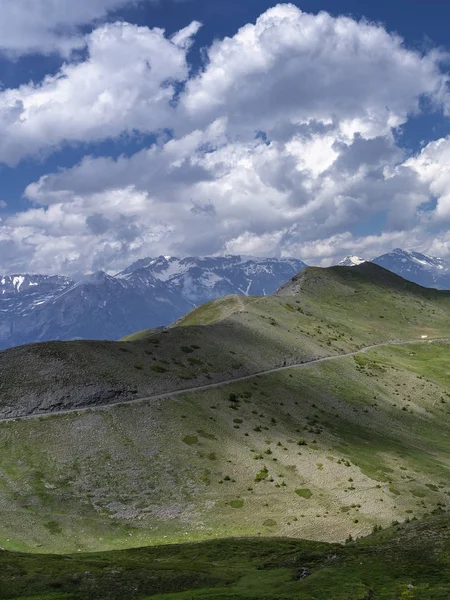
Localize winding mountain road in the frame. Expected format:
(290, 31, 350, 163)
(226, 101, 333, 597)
(1, 337, 448, 424)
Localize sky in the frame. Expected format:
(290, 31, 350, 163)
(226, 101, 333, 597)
(2, 1, 450, 274)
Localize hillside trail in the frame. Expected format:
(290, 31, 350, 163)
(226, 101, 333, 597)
(1, 337, 448, 424)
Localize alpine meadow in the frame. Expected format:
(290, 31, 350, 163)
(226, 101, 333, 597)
(2, 0, 450, 598)
(0, 264, 449, 598)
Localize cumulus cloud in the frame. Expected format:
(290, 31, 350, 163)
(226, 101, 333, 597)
(9, 126, 431, 272)
(0, 20, 201, 164)
(181, 4, 447, 139)
(1, 4, 450, 273)
(405, 137, 450, 223)
(0, 0, 157, 56)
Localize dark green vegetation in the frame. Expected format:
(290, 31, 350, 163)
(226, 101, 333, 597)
(1, 515, 449, 599)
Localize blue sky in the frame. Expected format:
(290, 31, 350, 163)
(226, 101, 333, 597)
(1, 0, 450, 274)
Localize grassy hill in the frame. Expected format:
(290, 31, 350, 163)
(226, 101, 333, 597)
(0, 263, 449, 556)
(2, 264, 450, 419)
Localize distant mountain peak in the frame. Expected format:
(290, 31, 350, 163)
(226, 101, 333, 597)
(338, 256, 366, 267)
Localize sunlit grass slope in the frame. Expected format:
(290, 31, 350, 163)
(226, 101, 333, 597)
(0, 341, 449, 553)
(0, 263, 449, 554)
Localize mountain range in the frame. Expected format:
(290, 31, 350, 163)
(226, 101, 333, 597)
(339, 248, 450, 288)
(1, 248, 449, 350)
(0, 256, 306, 350)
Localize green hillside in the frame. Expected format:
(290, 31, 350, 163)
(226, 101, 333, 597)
(1, 515, 449, 599)
(0, 264, 449, 557)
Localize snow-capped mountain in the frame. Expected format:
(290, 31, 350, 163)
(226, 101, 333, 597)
(372, 249, 450, 288)
(338, 256, 366, 267)
(117, 255, 306, 301)
(0, 256, 307, 350)
(338, 248, 450, 289)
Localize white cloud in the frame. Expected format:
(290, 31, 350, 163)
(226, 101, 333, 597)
(181, 4, 447, 139)
(0, 0, 157, 56)
(11, 126, 429, 273)
(0, 20, 201, 165)
(0, 4, 450, 273)
(405, 137, 450, 222)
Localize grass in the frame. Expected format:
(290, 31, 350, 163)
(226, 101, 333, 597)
(1, 515, 449, 599)
(295, 489, 313, 499)
(0, 341, 449, 553)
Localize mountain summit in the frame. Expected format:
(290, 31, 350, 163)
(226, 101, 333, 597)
(337, 255, 366, 267)
(371, 248, 450, 288)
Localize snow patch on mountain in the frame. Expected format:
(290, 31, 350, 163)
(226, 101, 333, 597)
(338, 256, 366, 267)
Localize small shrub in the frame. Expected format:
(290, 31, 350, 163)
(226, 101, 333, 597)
(44, 521, 62, 535)
(255, 466, 269, 482)
(151, 364, 167, 373)
(295, 488, 312, 499)
(182, 435, 199, 445)
(188, 357, 203, 366)
(263, 519, 277, 527)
